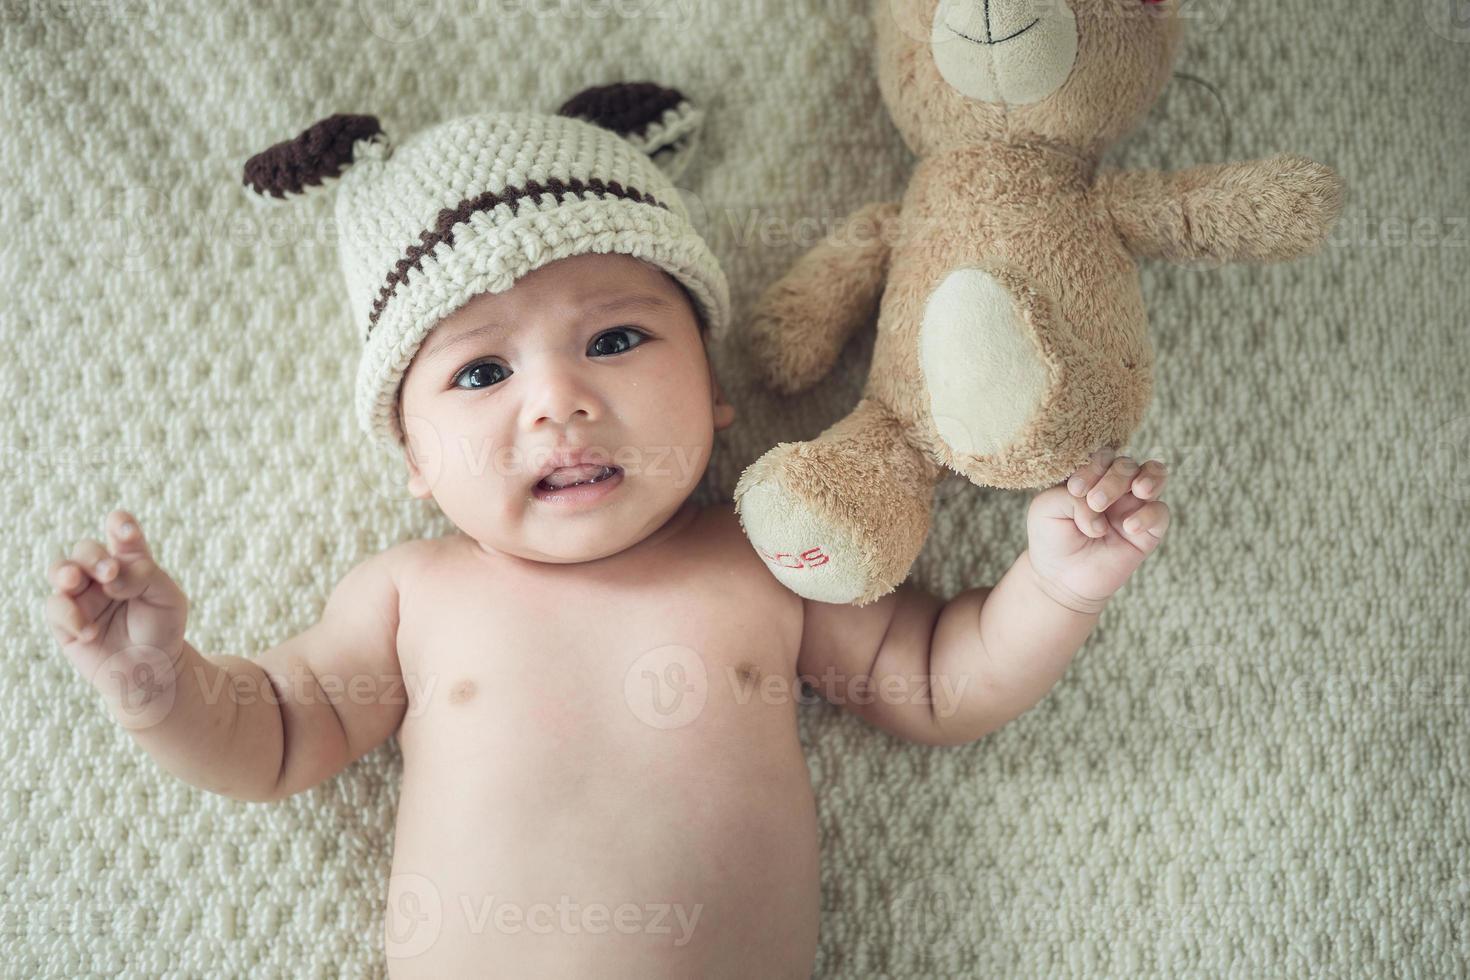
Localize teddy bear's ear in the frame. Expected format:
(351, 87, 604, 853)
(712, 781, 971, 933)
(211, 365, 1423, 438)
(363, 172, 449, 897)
(557, 82, 704, 183)
(242, 114, 390, 205)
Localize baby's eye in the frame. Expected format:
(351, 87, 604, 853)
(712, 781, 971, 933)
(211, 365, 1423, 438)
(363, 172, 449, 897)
(589, 327, 648, 357)
(453, 360, 511, 390)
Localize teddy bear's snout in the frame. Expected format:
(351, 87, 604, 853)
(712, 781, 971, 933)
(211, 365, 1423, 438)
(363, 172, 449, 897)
(931, 0, 1080, 106)
(940, 0, 1046, 48)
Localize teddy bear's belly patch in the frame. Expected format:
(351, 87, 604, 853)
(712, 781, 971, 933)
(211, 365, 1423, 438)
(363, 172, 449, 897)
(919, 267, 1050, 458)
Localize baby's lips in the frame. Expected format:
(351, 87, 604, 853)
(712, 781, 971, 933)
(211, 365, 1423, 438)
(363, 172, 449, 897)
(538, 463, 620, 489)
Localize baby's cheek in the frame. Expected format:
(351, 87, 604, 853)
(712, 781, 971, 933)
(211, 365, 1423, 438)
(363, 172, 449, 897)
(660, 420, 714, 489)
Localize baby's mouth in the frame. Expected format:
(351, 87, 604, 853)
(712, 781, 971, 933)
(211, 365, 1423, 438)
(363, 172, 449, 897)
(535, 464, 621, 492)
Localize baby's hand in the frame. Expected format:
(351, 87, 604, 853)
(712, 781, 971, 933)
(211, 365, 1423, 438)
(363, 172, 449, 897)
(44, 511, 190, 696)
(1025, 452, 1170, 610)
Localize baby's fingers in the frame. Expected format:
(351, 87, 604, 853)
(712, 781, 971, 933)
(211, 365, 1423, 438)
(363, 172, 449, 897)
(98, 554, 164, 603)
(62, 539, 109, 585)
(1070, 495, 1109, 538)
(57, 514, 161, 604)
(1130, 460, 1169, 500)
(62, 538, 136, 600)
(1066, 449, 1116, 497)
(105, 510, 152, 560)
(1118, 500, 1171, 543)
(45, 589, 113, 645)
(48, 557, 92, 597)
(103, 512, 177, 604)
(1083, 456, 1141, 513)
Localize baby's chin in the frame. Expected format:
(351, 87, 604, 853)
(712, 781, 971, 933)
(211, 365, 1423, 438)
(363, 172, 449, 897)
(469, 497, 676, 565)
(513, 526, 637, 564)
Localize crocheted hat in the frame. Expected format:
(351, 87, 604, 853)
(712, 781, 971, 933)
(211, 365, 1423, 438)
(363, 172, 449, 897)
(240, 82, 730, 457)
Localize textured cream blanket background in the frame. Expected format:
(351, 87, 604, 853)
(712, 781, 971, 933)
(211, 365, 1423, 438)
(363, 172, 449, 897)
(3, 0, 1467, 976)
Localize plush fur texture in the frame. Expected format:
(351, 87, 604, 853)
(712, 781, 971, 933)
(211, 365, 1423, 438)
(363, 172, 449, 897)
(734, 0, 1346, 606)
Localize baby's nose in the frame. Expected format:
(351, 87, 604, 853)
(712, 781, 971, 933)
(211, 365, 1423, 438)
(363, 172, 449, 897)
(523, 365, 600, 428)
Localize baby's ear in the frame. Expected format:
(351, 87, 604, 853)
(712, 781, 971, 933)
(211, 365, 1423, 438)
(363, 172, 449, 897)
(710, 361, 735, 433)
(557, 82, 704, 183)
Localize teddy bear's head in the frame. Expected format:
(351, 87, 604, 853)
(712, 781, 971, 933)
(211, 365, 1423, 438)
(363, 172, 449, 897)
(874, 0, 1184, 159)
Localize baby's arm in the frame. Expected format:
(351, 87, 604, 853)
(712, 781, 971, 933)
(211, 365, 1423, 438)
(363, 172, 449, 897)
(797, 454, 1170, 746)
(797, 555, 1101, 747)
(190, 547, 407, 802)
(46, 511, 407, 803)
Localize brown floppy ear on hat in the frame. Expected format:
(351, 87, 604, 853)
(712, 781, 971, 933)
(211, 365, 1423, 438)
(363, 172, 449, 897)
(241, 113, 391, 204)
(557, 82, 704, 183)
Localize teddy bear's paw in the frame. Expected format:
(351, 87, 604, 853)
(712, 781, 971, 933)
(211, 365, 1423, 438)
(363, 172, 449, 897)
(919, 267, 1059, 460)
(1258, 155, 1347, 252)
(734, 449, 876, 604)
(746, 306, 836, 395)
(747, 262, 880, 396)
(1189, 155, 1347, 261)
(733, 399, 939, 605)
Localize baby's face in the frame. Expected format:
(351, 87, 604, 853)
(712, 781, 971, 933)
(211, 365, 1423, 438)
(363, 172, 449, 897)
(396, 252, 734, 564)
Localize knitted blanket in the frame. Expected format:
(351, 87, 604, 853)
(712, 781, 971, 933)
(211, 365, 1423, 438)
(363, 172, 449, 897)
(4, 1, 1467, 975)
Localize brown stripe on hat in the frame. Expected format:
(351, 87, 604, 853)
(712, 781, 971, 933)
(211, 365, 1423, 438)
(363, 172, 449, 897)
(243, 114, 384, 199)
(365, 176, 671, 336)
(556, 82, 686, 140)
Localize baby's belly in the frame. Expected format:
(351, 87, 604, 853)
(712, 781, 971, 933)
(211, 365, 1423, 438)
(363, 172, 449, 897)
(381, 671, 821, 979)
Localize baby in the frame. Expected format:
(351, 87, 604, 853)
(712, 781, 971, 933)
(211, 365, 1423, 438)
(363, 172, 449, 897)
(44, 87, 1170, 979)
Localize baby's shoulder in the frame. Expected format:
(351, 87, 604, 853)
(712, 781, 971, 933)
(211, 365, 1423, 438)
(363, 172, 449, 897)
(380, 533, 457, 577)
(336, 535, 450, 603)
(691, 501, 757, 556)
(688, 502, 795, 594)
(696, 500, 741, 536)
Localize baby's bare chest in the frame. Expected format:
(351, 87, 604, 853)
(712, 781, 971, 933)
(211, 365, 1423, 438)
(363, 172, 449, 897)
(377, 527, 820, 978)
(390, 523, 806, 786)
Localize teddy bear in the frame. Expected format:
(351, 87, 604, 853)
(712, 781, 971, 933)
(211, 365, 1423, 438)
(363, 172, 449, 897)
(732, 0, 1345, 606)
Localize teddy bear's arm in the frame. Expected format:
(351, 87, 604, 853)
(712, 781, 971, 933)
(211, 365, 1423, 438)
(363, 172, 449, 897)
(748, 201, 900, 395)
(1097, 154, 1345, 264)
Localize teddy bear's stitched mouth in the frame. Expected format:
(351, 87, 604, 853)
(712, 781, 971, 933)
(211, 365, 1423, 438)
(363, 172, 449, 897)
(945, 16, 1040, 47)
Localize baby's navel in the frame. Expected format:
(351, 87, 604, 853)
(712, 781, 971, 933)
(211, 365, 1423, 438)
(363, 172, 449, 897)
(448, 678, 477, 705)
(734, 662, 761, 686)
